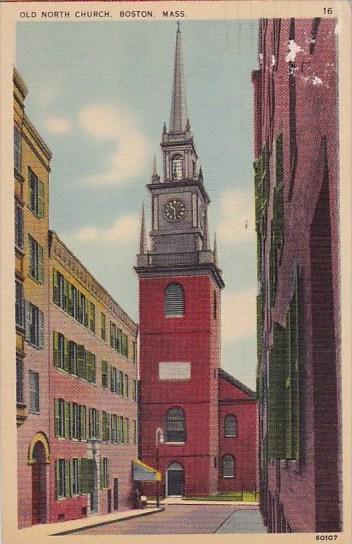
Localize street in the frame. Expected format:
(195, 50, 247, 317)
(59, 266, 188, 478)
(72, 505, 266, 535)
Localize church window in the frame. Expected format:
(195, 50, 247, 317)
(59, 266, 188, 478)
(165, 283, 185, 316)
(222, 454, 235, 478)
(224, 414, 237, 437)
(165, 407, 186, 442)
(213, 290, 217, 319)
(171, 154, 183, 180)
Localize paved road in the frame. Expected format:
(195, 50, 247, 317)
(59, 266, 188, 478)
(73, 505, 266, 535)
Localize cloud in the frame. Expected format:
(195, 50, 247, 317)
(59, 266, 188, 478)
(45, 116, 72, 135)
(78, 103, 150, 186)
(222, 288, 257, 342)
(217, 188, 255, 245)
(72, 214, 139, 244)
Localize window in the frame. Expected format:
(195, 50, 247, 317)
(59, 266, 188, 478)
(122, 418, 129, 444)
(29, 371, 39, 412)
(101, 312, 106, 340)
(122, 333, 128, 358)
(56, 459, 66, 498)
(165, 407, 186, 442)
(117, 416, 123, 443)
(16, 357, 24, 405)
(133, 420, 137, 444)
(88, 408, 100, 439)
(55, 399, 65, 437)
(222, 455, 235, 478)
(118, 371, 124, 395)
(77, 345, 87, 379)
(171, 154, 183, 180)
(132, 379, 137, 401)
(213, 290, 217, 319)
(28, 168, 44, 218)
(224, 415, 237, 437)
(86, 351, 96, 384)
(15, 202, 24, 250)
(101, 361, 108, 389)
(111, 414, 118, 443)
(80, 405, 87, 440)
(28, 235, 44, 283)
(72, 458, 80, 495)
(124, 374, 129, 398)
(100, 457, 109, 489)
(14, 126, 22, 173)
(165, 283, 184, 317)
(102, 411, 110, 442)
(15, 281, 25, 328)
(132, 341, 137, 363)
(25, 302, 44, 348)
(69, 341, 78, 375)
(88, 301, 95, 333)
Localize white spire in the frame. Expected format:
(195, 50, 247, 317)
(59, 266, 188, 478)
(169, 24, 188, 133)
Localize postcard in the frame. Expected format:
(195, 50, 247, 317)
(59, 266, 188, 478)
(0, 1, 351, 543)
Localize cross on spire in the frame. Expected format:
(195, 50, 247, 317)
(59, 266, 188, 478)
(169, 23, 188, 133)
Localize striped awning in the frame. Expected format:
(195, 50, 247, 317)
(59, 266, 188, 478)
(132, 459, 162, 482)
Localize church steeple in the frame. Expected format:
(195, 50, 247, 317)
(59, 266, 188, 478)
(169, 23, 188, 134)
(136, 25, 224, 290)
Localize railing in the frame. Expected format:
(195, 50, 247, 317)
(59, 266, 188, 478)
(137, 250, 216, 268)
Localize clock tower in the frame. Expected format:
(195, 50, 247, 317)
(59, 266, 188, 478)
(136, 25, 224, 497)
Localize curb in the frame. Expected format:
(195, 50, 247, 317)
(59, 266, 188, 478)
(51, 507, 165, 536)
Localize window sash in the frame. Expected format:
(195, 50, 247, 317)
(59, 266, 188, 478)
(29, 371, 39, 412)
(15, 203, 24, 249)
(223, 455, 235, 478)
(16, 357, 24, 404)
(14, 126, 22, 173)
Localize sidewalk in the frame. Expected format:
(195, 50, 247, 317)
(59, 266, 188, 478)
(18, 506, 163, 538)
(159, 497, 259, 507)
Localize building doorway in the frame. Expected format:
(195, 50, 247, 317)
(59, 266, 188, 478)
(166, 462, 185, 496)
(31, 442, 47, 525)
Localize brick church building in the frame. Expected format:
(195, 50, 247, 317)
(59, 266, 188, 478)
(136, 26, 257, 497)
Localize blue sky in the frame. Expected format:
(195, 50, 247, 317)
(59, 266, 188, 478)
(17, 20, 259, 388)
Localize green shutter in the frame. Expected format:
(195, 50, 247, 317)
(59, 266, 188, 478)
(55, 460, 60, 499)
(65, 460, 71, 497)
(54, 399, 60, 436)
(268, 322, 287, 459)
(64, 401, 71, 439)
(77, 345, 86, 379)
(53, 270, 60, 305)
(68, 283, 73, 316)
(53, 331, 60, 367)
(64, 337, 71, 372)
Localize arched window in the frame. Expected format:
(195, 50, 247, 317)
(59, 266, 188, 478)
(171, 155, 183, 180)
(224, 414, 237, 437)
(222, 454, 235, 478)
(165, 407, 186, 442)
(165, 283, 184, 317)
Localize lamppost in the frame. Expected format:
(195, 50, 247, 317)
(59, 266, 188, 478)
(155, 427, 164, 508)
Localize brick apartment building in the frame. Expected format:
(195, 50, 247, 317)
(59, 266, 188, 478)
(14, 69, 138, 528)
(136, 26, 258, 497)
(252, 18, 341, 531)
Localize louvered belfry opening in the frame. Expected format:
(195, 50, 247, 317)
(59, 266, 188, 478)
(164, 283, 185, 316)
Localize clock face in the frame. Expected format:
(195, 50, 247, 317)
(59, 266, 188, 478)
(163, 199, 186, 222)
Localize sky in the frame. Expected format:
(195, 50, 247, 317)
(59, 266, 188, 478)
(17, 20, 259, 389)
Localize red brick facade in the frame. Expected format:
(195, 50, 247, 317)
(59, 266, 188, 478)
(253, 18, 341, 532)
(218, 371, 258, 492)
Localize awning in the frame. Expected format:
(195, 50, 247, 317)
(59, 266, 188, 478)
(132, 459, 162, 482)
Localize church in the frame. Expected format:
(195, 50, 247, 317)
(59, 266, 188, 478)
(135, 26, 257, 497)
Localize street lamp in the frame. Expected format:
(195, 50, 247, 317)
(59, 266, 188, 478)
(155, 427, 164, 508)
